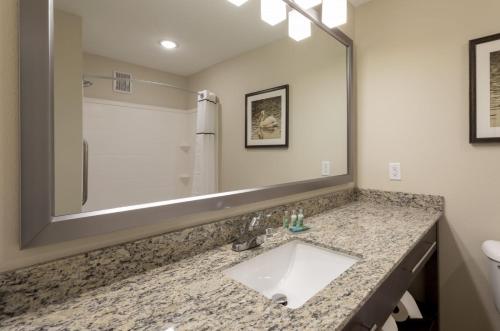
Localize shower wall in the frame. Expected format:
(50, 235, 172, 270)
(53, 8, 199, 214)
(82, 98, 196, 212)
(81, 55, 198, 212)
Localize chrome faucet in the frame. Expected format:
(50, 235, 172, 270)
(232, 212, 268, 252)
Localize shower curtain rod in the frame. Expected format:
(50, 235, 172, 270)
(82, 74, 199, 95)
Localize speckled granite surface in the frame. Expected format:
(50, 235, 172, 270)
(0, 188, 354, 321)
(356, 189, 444, 213)
(0, 189, 443, 331)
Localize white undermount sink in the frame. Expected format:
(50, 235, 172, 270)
(224, 240, 360, 309)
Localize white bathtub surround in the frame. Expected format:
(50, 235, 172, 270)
(82, 98, 195, 212)
(192, 91, 219, 196)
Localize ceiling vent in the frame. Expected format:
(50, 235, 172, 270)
(113, 71, 132, 94)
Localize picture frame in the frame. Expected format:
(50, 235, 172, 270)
(470, 33, 500, 143)
(245, 85, 289, 148)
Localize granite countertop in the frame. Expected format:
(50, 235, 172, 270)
(0, 199, 442, 331)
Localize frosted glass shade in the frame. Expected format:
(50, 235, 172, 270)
(294, 0, 322, 9)
(288, 10, 311, 41)
(322, 0, 347, 28)
(261, 0, 287, 26)
(227, 0, 248, 6)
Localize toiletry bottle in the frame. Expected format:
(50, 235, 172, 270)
(291, 210, 298, 228)
(298, 208, 304, 228)
(283, 210, 290, 229)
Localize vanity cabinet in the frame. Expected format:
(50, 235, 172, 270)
(344, 223, 439, 331)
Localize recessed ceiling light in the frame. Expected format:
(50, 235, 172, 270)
(227, 0, 248, 6)
(160, 40, 178, 49)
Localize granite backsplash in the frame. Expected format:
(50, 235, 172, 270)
(356, 189, 444, 213)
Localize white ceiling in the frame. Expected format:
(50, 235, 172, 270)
(349, 0, 373, 6)
(55, 0, 290, 76)
(55, 0, 364, 77)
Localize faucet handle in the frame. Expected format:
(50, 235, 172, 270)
(248, 212, 272, 231)
(249, 215, 261, 231)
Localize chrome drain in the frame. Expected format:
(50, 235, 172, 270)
(271, 293, 288, 306)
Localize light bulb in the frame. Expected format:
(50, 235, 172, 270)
(288, 10, 311, 41)
(322, 0, 347, 28)
(261, 0, 287, 26)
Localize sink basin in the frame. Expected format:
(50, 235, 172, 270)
(224, 240, 359, 309)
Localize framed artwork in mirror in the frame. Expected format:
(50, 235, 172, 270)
(470, 33, 500, 143)
(245, 85, 289, 148)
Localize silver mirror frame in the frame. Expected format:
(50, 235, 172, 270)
(20, 0, 354, 248)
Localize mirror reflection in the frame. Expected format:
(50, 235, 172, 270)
(53, 0, 348, 215)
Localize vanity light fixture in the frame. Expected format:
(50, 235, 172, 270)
(160, 40, 178, 49)
(261, 0, 287, 26)
(288, 10, 311, 41)
(227, 0, 249, 6)
(294, 0, 322, 9)
(321, 0, 347, 28)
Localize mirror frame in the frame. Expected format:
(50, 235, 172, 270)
(20, 0, 354, 248)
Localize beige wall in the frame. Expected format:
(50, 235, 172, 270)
(54, 10, 83, 215)
(355, 0, 500, 330)
(189, 25, 348, 191)
(0, 0, 353, 273)
(84, 53, 192, 110)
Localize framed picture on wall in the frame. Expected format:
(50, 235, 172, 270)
(245, 85, 289, 148)
(470, 33, 500, 143)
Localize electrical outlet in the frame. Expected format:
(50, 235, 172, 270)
(321, 161, 331, 176)
(389, 163, 401, 181)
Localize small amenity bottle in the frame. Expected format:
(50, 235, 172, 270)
(283, 210, 290, 229)
(298, 208, 304, 228)
(291, 210, 298, 228)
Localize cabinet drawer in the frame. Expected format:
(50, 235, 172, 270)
(343, 224, 437, 331)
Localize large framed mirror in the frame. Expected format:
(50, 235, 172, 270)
(20, 0, 353, 247)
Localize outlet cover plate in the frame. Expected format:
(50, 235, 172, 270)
(389, 163, 401, 181)
(321, 161, 331, 176)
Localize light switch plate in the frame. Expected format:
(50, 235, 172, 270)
(321, 161, 331, 176)
(389, 163, 401, 181)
